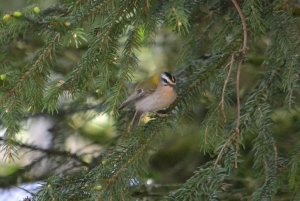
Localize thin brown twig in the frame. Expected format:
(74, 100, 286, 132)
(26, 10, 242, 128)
(220, 54, 235, 122)
(234, 59, 242, 168)
(214, 15, 248, 167)
(231, 0, 248, 54)
(273, 141, 278, 171)
(231, 0, 248, 168)
(235, 61, 241, 132)
(214, 134, 236, 167)
(204, 126, 208, 144)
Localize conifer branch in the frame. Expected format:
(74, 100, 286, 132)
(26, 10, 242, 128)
(103, 134, 154, 196)
(59, 1, 133, 92)
(214, 133, 236, 167)
(110, 82, 125, 115)
(0, 32, 61, 152)
(74, 0, 112, 23)
(0, 33, 60, 104)
(167, 165, 228, 200)
(0, 137, 89, 166)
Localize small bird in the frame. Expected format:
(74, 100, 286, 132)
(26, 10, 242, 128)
(119, 72, 177, 129)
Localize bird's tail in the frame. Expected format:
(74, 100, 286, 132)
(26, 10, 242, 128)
(128, 111, 143, 131)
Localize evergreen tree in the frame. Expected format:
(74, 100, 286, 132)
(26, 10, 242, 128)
(0, 0, 300, 200)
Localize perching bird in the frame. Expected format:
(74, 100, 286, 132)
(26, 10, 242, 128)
(119, 72, 177, 129)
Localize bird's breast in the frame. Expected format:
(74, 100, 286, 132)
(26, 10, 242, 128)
(135, 87, 177, 112)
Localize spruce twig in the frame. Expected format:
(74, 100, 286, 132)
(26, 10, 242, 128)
(219, 54, 235, 122)
(0, 137, 89, 166)
(231, 0, 248, 168)
(0, 33, 60, 105)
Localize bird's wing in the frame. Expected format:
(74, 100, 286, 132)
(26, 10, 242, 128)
(119, 88, 148, 110)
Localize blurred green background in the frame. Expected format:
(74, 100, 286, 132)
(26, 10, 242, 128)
(0, 1, 300, 201)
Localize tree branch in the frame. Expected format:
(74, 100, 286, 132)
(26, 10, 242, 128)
(0, 137, 89, 167)
(231, 0, 248, 168)
(219, 54, 235, 122)
(214, 134, 236, 167)
(0, 33, 60, 104)
(231, 0, 248, 53)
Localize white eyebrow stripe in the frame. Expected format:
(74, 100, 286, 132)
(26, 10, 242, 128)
(161, 74, 173, 83)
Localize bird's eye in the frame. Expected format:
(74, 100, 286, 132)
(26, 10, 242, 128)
(162, 78, 168, 84)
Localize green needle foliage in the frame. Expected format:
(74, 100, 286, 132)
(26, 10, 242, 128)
(0, 0, 300, 200)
